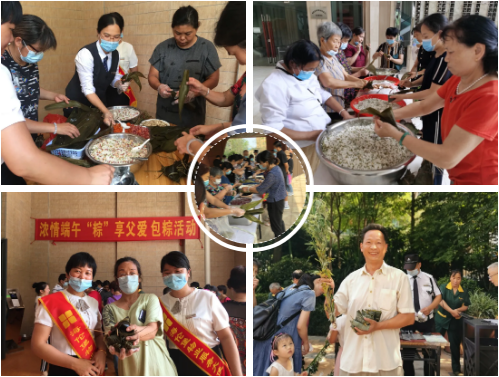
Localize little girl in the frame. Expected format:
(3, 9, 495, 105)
(267, 333, 308, 376)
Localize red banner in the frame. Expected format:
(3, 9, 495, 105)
(34, 217, 199, 242)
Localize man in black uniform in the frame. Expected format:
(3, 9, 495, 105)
(402, 254, 442, 376)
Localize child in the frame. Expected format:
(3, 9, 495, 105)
(267, 333, 307, 376)
(327, 315, 346, 376)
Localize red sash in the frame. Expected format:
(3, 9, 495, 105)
(39, 292, 97, 360)
(160, 300, 232, 376)
(119, 66, 137, 107)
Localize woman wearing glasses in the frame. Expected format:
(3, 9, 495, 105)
(64, 13, 130, 124)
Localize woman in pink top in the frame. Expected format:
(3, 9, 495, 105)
(106, 281, 122, 305)
(344, 26, 369, 68)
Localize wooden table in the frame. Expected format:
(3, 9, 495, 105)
(400, 333, 450, 376)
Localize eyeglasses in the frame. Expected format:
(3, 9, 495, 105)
(23, 40, 40, 53)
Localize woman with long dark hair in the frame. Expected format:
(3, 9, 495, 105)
(159, 251, 242, 375)
(375, 15, 498, 185)
(241, 151, 287, 238)
(103, 257, 177, 376)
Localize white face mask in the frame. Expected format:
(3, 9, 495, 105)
(215, 178, 221, 185)
(407, 269, 419, 277)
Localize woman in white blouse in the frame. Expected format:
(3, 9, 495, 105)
(31, 252, 107, 376)
(107, 12, 139, 107)
(255, 39, 341, 173)
(160, 251, 243, 376)
(64, 13, 130, 124)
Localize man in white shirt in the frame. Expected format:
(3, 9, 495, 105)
(333, 224, 414, 376)
(402, 253, 442, 376)
(1, 2, 114, 185)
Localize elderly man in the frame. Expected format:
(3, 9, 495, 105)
(488, 262, 498, 287)
(332, 224, 414, 376)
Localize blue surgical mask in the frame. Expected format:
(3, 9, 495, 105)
(163, 273, 187, 291)
(120, 33, 123, 38)
(19, 42, 44, 64)
(386, 39, 395, 45)
(422, 38, 435, 52)
(118, 274, 139, 294)
(63, 281, 69, 288)
(250, 158, 254, 162)
(226, 170, 232, 175)
(327, 49, 338, 56)
(293, 70, 314, 81)
(273, 149, 277, 152)
(341, 42, 348, 50)
(412, 38, 419, 47)
(258, 164, 266, 170)
(99, 37, 119, 52)
(407, 269, 419, 277)
(354, 41, 359, 46)
(69, 277, 93, 293)
(203, 180, 209, 187)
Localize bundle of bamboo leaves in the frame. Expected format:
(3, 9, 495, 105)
(149, 125, 197, 153)
(121, 71, 146, 91)
(232, 198, 265, 225)
(44, 101, 110, 151)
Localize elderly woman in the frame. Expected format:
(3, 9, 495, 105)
(256, 39, 342, 172)
(316, 21, 367, 116)
(374, 15, 498, 185)
(435, 270, 471, 375)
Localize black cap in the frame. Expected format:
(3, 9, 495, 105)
(403, 254, 420, 270)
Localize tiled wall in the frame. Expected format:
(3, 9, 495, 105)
(20, 1, 244, 125)
(2, 192, 245, 335)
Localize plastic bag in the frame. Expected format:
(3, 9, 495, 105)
(205, 216, 235, 240)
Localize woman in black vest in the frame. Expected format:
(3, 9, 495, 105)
(64, 13, 129, 124)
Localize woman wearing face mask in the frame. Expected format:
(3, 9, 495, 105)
(194, 163, 245, 219)
(32, 252, 107, 376)
(345, 27, 370, 69)
(256, 39, 344, 173)
(372, 27, 405, 71)
(402, 22, 434, 88)
(227, 154, 247, 184)
(106, 12, 139, 107)
(64, 13, 129, 124)
(1, 15, 80, 185)
(253, 273, 334, 376)
(159, 251, 243, 376)
(375, 15, 498, 185)
(216, 161, 240, 204)
(148, 6, 220, 127)
(206, 166, 234, 207)
(102, 257, 177, 376)
(241, 151, 287, 238)
(391, 14, 452, 185)
(315, 22, 367, 122)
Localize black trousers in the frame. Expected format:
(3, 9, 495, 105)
(48, 356, 79, 376)
(1, 163, 26, 185)
(169, 345, 223, 376)
(402, 318, 436, 376)
(267, 200, 285, 238)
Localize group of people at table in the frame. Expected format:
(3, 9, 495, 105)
(193, 143, 295, 240)
(31, 251, 246, 376)
(252, 224, 496, 376)
(256, 14, 498, 185)
(1, 1, 246, 185)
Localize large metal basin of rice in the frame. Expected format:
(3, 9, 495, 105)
(85, 133, 152, 174)
(316, 118, 416, 185)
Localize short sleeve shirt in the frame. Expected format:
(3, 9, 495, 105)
(437, 76, 498, 184)
(276, 150, 288, 176)
(160, 289, 229, 349)
(421, 52, 452, 91)
(376, 42, 405, 71)
(315, 55, 345, 112)
(334, 262, 414, 373)
(407, 271, 441, 315)
(1, 51, 40, 121)
(35, 290, 102, 356)
(206, 184, 225, 208)
(116, 41, 138, 74)
(344, 43, 367, 67)
(435, 283, 471, 330)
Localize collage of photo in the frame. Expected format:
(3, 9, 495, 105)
(0, 0, 498, 377)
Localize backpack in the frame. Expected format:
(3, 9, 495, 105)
(253, 286, 310, 341)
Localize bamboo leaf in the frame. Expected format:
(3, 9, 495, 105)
(45, 100, 92, 112)
(178, 69, 189, 122)
(244, 214, 265, 225)
(240, 198, 263, 211)
(401, 72, 412, 80)
(360, 106, 397, 128)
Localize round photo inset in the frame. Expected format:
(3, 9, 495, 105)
(190, 127, 311, 246)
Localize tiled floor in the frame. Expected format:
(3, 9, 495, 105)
(305, 336, 459, 376)
(257, 173, 306, 242)
(1, 339, 117, 376)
